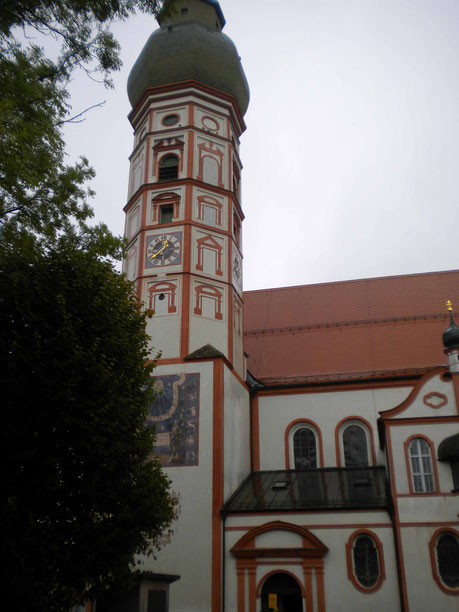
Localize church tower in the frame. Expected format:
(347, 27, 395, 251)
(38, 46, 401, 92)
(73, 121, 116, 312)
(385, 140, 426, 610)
(125, 0, 249, 375)
(123, 1, 250, 610)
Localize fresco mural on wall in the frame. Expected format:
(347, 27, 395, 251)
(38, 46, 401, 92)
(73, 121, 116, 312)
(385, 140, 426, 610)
(147, 373, 200, 466)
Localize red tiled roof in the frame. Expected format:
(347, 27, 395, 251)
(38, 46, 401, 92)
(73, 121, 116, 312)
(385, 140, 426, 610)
(243, 270, 459, 384)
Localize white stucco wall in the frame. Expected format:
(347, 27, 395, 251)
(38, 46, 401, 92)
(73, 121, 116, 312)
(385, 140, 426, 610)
(401, 526, 459, 611)
(141, 361, 214, 612)
(389, 421, 458, 501)
(223, 365, 250, 502)
(257, 386, 411, 470)
(385, 372, 456, 420)
(224, 513, 400, 612)
(189, 276, 228, 357)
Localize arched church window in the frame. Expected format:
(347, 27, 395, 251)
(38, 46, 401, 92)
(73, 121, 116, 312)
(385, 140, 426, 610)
(343, 423, 369, 467)
(293, 428, 317, 469)
(408, 437, 435, 493)
(286, 420, 322, 470)
(352, 535, 380, 588)
(347, 530, 385, 593)
(158, 154, 179, 182)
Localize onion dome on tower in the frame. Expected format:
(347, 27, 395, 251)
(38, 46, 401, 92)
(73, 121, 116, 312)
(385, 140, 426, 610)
(443, 300, 459, 373)
(443, 301, 459, 351)
(127, 0, 250, 115)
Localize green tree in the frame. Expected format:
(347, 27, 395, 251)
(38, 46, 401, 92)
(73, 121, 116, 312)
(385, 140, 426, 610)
(0, 0, 176, 249)
(0, 1, 180, 609)
(0, 1, 171, 82)
(0, 241, 177, 611)
(0, 43, 102, 249)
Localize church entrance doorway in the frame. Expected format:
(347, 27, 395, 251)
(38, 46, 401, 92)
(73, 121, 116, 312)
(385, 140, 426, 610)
(260, 572, 303, 612)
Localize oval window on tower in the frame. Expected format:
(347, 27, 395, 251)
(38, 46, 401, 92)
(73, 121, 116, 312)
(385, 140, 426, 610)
(202, 116, 220, 131)
(162, 114, 179, 126)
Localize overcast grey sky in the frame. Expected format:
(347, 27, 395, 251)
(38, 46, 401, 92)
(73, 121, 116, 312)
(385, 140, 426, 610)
(62, 0, 459, 291)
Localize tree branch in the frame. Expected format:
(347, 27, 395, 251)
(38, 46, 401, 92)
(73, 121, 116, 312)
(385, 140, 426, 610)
(54, 101, 106, 125)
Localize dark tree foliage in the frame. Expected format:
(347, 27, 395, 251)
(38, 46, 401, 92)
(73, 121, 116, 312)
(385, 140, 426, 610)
(0, 241, 177, 611)
(0, 3, 180, 609)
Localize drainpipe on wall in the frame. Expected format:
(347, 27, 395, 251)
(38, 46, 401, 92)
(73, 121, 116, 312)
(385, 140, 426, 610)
(388, 501, 406, 612)
(379, 417, 406, 612)
(249, 392, 255, 472)
(221, 511, 226, 612)
(247, 372, 264, 473)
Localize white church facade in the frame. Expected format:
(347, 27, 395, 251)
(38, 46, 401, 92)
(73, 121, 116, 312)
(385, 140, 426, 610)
(110, 1, 459, 610)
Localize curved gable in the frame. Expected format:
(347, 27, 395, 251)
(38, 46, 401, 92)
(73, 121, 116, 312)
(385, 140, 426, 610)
(380, 368, 456, 420)
(231, 521, 328, 558)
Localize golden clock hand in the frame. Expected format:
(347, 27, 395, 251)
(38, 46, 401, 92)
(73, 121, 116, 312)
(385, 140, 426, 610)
(151, 239, 168, 259)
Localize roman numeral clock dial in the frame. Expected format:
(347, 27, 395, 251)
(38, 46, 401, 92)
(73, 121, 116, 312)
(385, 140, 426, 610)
(146, 233, 182, 267)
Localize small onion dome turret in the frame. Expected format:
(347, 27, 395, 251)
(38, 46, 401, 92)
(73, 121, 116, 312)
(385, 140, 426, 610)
(442, 311, 459, 351)
(127, 0, 249, 115)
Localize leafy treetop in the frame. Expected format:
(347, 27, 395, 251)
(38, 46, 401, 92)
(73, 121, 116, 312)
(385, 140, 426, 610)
(0, 2, 180, 610)
(0, 0, 177, 254)
(0, 1, 171, 83)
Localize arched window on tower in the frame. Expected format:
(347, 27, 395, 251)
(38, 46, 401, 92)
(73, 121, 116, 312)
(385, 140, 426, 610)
(158, 154, 179, 182)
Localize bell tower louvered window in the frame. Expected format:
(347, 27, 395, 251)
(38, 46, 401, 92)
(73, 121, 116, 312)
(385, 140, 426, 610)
(158, 154, 179, 182)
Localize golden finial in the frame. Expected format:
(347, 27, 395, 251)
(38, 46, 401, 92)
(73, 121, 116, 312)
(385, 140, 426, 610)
(446, 299, 453, 312)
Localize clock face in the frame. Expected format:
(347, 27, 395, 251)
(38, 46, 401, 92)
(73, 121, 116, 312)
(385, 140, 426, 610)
(232, 251, 242, 289)
(146, 233, 182, 267)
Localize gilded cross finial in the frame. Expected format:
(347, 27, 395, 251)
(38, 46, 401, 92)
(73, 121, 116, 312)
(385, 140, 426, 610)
(447, 299, 453, 312)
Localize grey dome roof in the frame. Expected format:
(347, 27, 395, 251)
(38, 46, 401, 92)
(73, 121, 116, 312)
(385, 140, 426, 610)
(443, 313, 459, 350)
(127, 20, 249, 115)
